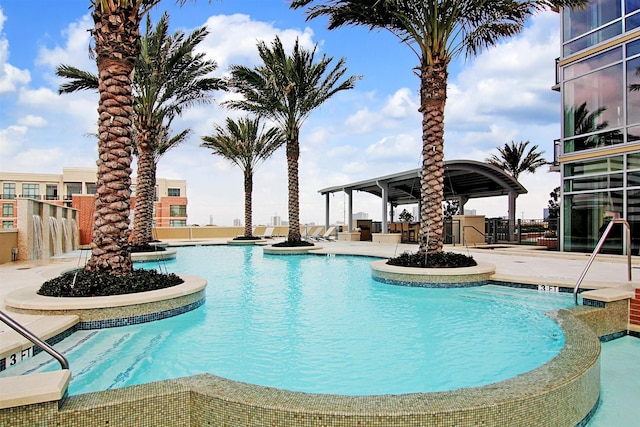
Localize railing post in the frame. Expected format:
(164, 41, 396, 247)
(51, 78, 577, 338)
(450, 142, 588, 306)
(0, 309, 69, 370)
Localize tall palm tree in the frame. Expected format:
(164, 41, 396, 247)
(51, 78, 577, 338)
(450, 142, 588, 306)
(201, 116, 286, 238)
(86, 0, 157, 274)
(224, 36, 359, 243)
(58, 12, 222, 249)
(486, 140, 547, 180)
(130, 13, 222, 247)
(291, 0, 588, 255)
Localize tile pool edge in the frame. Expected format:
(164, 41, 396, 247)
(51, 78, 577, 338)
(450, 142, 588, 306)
(3, 275, 206, 322)
(1, 309, 601, 427)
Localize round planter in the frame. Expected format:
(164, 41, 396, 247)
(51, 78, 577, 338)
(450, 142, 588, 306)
(131, 248, 177, 263)
(262, 245, 321, 255)
(371, 259, 495, 287)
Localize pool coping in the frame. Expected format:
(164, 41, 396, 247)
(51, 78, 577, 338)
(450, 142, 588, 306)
(1, 308, 601, 426)
(370, 259, 495, 285)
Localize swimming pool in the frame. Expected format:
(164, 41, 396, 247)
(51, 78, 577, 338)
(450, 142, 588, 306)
(3, 245, 576, 397)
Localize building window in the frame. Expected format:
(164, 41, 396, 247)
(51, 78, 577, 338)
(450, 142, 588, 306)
(2, 203, 14, 217)
(170, 205, 187, 217)
(562, 0, 622, 55)
(45, 184, 58, 200)
(2, 220, 13, 229)
(86, 184, 97, 195)
(168, 188, 181, 197)
(22, 183, 39, 198)
(170, 219, 186, 227)
(2, 183, 16, 199)
(66, 183, 82, 200)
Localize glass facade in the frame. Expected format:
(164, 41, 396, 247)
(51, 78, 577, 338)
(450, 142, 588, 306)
(561, 0, 640, 253)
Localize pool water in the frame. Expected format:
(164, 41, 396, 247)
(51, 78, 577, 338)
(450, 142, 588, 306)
(3, 245, 575, 396)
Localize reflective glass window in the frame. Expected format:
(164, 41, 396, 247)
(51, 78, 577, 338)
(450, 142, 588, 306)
(564, 156, 624, 177)
(626, 12, 640, 30)
(565, 173, 624, 192)
(563, 47, 621, 79)
(2, 183, 15, 199)
(563, 190, 624, 253)
(628, 39, 640, 57)
(564, 22, 622, 56)
(627, 170, 640, 186)
(564, 63, 623, 139)
(627, 152, 640, 169)
(563, 0, 621, 41)
(627, 0, 640, 13)
(628, 57, 640, 125)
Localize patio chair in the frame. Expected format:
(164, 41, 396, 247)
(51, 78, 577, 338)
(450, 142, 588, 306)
(318, 226, 337, 241)
(259, 227, 275, 238)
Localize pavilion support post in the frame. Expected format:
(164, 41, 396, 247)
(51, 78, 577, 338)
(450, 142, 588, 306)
(508, 191, 517, 242)
(324, 192, 330, 231)
(376, 181, 389, 233)
(346, 188, 353, 232)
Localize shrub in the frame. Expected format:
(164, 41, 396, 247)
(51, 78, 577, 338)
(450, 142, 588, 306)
(387, 251, 476, 268)
(272, 240, 315, 247)
(38, 269, 184, 297)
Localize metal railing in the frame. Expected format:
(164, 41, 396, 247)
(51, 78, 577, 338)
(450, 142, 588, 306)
(0, 309, 69, 370)
(463, 225, 486, 247)
(573, 218, 632, 305)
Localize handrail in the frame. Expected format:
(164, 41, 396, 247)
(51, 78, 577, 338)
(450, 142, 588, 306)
(0, 309, 69, 370)
(463, 225, 486, 246)
(573, 218, 632, 305)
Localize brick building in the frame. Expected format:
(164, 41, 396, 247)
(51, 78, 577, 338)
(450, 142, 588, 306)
(0, 167, 187, 245)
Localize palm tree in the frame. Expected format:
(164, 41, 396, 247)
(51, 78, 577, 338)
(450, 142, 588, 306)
(129, 13, 222, 247)
(291, 0, 588, 255)
(224, 36, 359, 243)
(486, 140, 547, 180)
(86, 0, 156, 274)
(58, 12, 222, 249)
(201, 116, 286, 238)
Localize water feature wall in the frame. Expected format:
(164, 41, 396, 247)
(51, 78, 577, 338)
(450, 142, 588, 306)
(17, 199, 79, 261)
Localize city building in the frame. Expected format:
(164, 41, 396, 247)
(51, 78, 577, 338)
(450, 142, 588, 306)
(0, 167, 187, 245)
(557, 1, 640, 254)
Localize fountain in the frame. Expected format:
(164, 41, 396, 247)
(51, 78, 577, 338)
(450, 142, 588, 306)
(49, 217, 62, 257)
(17, 199, 80, 261)
(32, 214, 43, 260)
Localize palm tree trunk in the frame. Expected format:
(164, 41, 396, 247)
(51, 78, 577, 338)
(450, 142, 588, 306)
(286, 130, 301, 242)
(244, 170, 253, 237)
(85, 5, 141, 275)
(131, 144, 156, 246)
(418, 58, 449, 255)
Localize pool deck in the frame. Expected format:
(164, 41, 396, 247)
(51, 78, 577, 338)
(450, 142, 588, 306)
(2, 240, 639, 360)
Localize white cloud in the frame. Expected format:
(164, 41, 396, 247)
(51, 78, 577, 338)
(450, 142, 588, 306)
(0, 124, 27, 158)
(18, 114, 47, 127)
(198, 14, 315, 74)
(0, 8, 31, 94)
(36, 14, 94, 72)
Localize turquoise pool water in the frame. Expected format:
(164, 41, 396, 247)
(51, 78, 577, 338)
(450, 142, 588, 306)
(4, 245, 575, 396)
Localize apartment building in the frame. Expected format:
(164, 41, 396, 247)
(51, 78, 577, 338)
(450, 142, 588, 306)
(557, 0, 640, 254)
(0, 167, 187, 244)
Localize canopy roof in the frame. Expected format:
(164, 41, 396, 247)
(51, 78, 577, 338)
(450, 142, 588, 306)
(318, 159, 527, 205)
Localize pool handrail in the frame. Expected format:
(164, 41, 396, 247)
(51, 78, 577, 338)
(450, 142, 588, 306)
(573, 218, 632, 305)
(0, 309, 69, 370)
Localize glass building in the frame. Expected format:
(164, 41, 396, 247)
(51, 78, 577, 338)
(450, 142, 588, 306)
(559, 0, 640, 253)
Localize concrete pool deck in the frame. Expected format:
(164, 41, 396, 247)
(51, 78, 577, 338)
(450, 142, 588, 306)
(2, 240, 639, 361)
(0, 240, 638, 425)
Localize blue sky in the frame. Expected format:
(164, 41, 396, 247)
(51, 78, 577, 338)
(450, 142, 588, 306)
(1, 0, 563, 226)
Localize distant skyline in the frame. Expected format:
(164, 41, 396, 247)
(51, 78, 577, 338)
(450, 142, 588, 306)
(1, 1, 562, 225)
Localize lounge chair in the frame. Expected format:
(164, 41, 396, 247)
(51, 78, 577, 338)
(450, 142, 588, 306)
(260, 227, 275, 239)
(317, 226, 337, 241)
(306, 226, 323, 241)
